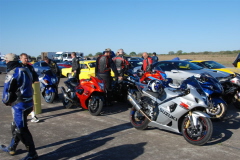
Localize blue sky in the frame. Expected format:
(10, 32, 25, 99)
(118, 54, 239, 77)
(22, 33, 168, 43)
(0, 0, 239, 57)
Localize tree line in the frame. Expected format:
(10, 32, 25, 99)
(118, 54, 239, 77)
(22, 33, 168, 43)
(87, 49, 240, 57)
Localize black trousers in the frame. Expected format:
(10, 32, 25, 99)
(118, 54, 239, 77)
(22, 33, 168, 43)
(97, 73, 112, 103)
(73, 70, 80, 81)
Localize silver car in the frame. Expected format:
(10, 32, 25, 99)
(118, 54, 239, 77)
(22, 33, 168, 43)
(134, 60, 231, 84)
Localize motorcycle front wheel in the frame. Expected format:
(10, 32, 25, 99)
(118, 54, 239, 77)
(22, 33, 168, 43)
(88, 96, 103, 116)
(207, 103, 227, 120)
(182, 116, 213, 146)
(44, 90, 55, 103)
(130, 107, 150, 130)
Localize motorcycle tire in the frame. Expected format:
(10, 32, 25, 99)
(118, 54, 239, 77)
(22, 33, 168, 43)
(128, 91, 141, 107)
(181, 116, 213, 146)
(62, 92, 74, 109)
(207, 103, 227, 120)
(130, 107, 150, 130)
(88, 96, 103, 116)
(44, 91, 55, 103)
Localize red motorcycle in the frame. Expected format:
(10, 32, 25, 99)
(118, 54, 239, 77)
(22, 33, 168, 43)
(61, 76, 105, 116)
(139, 70, 166, 84)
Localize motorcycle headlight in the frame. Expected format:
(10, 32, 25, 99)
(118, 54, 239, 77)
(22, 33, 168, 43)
(98, 82, 105, 91)
(51, 78, 57, 84)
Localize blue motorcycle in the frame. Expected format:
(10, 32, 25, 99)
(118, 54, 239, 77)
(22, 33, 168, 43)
(192, 73, 227, 119)
(39, 69, 58, 103)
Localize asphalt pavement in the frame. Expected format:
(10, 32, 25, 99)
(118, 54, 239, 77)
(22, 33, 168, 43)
(0, 74, 240, 160)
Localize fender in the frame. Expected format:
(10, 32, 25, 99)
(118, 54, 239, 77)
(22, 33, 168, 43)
(191, 111, 210, 127)
(211, 97, 227, 106)
(45, 86, 57, 94)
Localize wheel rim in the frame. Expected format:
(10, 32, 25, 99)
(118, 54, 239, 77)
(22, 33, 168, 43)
(130, 108, 147, 126)
(45, 92, 52, 102)
(183, 117, 208, 141)
(89, 99, 99, 113)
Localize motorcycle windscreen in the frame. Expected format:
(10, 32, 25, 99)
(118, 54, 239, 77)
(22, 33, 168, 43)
(181, 76, 206, 97)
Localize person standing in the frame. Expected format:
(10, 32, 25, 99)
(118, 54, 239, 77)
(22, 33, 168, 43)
(20, 53, 40, 123)
(43, 56, 61, 98)
(151, 52, 159, 64)
(113, 49, 130, 77)
(0, 53, 38, 160)
(142, 52, 153, 72)
(71, 52, 80, 81)
(95, 48, 119, 106)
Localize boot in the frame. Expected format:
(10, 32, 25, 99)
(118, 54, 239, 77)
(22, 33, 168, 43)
(0, 139, 18, 155)
(20, 152, 38, 160)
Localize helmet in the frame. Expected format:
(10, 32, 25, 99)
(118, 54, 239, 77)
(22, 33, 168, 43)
(137, 69, 143, 77)
(147, 80, 163, 94)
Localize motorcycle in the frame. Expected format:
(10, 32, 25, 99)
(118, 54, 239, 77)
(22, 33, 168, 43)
(138, 69, 227, 120)
(39, 69, 58, 103)
(61, 76, 105, 116)
(193, 73, 227, 119)
(128, 76, 213, 146)
(221, 74, 240, 109)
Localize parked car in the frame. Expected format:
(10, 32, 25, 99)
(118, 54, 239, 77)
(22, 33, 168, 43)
(57, 61, 72, 68)
(150, 60, 231, 84)
(32, 61, 65, 75)
(0, 61, 7, 74)
(190, 60, 240, 75)
(61, 60, 115, 79)
(128, 60, 143, 69)
(126, 57, 143, 61)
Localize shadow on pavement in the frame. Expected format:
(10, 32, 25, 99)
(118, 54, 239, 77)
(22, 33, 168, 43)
(81, 142, 147, 160)
(207, 105, 240, 145)
(37, 122, 138, 159)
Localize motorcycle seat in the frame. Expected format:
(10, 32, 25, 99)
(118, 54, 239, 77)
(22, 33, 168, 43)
(70, 81, 79, 87)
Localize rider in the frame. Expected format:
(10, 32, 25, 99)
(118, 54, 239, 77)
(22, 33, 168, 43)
(113, 49, 130, 78)
(142, 52, 153, 72)
(0, 53, 38, 160)
(95, 48, 119, 106)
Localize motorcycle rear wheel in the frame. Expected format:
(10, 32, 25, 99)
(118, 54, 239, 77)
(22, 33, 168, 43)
(182, 116, 213, 146)
(62, 92, 74, 109)
(88, 96, 103, 116)
(130, 107, 150, 130)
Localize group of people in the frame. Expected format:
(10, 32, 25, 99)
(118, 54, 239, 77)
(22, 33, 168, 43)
(0, 49, 159, 160)
(95, 48, 159, 105)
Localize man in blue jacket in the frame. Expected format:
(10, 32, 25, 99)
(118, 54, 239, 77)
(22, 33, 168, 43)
(0, 53, 38, 160)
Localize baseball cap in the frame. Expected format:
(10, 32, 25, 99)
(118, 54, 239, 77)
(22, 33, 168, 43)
(105, 48, 111, 52)
(3, 53, 19, 61)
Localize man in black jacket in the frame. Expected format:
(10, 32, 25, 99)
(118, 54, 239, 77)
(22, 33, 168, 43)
(95, 48, 119, 106)
(44, 56, 61, 98)
(71, 52, 80, 81)
(43, 56, 61, 84)
(20, 53, 40, 123)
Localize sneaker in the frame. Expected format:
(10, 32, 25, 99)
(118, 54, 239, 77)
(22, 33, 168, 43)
(0, 145, 16, 155)
(31, 116, 39, 123)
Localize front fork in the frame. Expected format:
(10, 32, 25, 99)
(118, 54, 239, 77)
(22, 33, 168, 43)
(185, 111, 210, 129)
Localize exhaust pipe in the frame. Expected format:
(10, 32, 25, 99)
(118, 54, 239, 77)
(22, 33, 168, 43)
(127, 94, 152, 122)
(60, 87, 73, 103)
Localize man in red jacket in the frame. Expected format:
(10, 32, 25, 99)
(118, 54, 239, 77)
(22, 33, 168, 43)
(141, 52, 153, 72)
